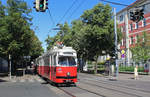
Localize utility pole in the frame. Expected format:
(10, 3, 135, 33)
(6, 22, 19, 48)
(125, 10, 130, 66)
(9, 54, 11, 80)
(114, 8, 119, 79)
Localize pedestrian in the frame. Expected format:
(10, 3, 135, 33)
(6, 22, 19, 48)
(134, 65, 138, 80)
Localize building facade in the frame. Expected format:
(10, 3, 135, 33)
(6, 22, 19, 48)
(117, 0, 150, 65)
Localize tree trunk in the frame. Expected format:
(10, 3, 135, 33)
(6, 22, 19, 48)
(94, 55, 98, 74)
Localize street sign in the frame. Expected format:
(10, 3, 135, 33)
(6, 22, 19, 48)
(121, 50, 125, 54)
(121, 54, 125, 58)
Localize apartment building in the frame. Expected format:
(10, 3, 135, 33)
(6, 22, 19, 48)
(117, 0, 150, 65)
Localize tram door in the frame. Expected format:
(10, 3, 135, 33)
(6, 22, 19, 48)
(49, 55, 52, 80)
(51, 55, 55, 81)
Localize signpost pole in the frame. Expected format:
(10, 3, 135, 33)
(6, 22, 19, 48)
(9, 54, 11, 80)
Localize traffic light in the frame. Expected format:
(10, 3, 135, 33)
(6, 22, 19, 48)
(43, 0, 48, 12)
(130, 8, 144, 22)
(33, 0, 40, 12)
(139, 8, 144, 20)
(39, 0, 48, 12)
(130, 11, 136, 22)
(33, 0, 48, 12)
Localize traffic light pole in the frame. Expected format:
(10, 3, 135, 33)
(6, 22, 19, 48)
(114, 8, 119, 79)
(125, 10, 130, 66)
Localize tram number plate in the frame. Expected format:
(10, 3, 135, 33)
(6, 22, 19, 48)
(66, 80, 71, 82)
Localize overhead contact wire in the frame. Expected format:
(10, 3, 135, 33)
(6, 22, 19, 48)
(68, 0, 85, 21)
(98, 0, 128, 6)
(57, 0, 78, 25)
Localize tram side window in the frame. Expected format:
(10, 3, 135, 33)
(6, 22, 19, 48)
(54, 55, 57, 66)
(51, 55, 53, 66)
(45, 56, 49, 66)
(49, 56, 51, 66)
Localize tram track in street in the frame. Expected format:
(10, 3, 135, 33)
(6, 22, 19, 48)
(79, 73, 150, 93)
(56, 84, 106, 97)
(79, 80, 143, 97)
(40, 74, 106, 97)
(76, 86, 106, 97)
(57, 87, 76, 97)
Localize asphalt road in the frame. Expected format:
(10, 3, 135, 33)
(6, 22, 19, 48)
(0, 76, 59, 97)
(77, 73, 150, 97)
(0, 73, 150, 97)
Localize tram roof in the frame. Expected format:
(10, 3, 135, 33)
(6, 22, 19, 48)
(43, 46, 76, 56)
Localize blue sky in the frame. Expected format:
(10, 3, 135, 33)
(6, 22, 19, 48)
(2, 0, 137, 50)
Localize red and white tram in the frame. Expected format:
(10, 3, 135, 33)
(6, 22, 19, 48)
(36, 46, 77, 84)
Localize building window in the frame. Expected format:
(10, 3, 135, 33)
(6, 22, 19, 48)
(120, 15, 123, 22)
(121, 39, 123, 46)
(135, 22, 138, 29)
(135, 34, 139, 43)
(143, 18, 146, 27)
(130, 23, 133, 31)
(130, 36, 134, 44)
(121, 26, 123, 32)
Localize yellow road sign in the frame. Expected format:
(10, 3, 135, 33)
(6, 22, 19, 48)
(121, 50, 125, 54)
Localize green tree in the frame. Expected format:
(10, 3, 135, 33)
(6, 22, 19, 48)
(45, 3, 122, 74)
(45, 35, 55, 50)
(30, 31, 44, 60)
(80, 3, 122, 73)
(0, 0, 43, 74)
(131, 32, 150, 64)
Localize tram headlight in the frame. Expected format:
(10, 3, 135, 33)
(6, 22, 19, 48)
(67, 72, 70, 76)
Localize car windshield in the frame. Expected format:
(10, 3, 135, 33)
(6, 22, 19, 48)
(58, 56, 76, 66)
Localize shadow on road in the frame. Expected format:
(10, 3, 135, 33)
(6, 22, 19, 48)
(16, 68, 34, 76)
(0, 73, 8, 77)
(0, 73, 8, 83)
(0, 79, 7, 82)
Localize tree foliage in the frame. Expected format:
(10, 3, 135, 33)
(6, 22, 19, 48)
(46, 3, 121, 57)
(45, 3, 122, 73)
(0, 0, 43, 70)
(131, 32, 150, 64)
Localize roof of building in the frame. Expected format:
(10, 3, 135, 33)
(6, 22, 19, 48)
(117, 0, 146, 15)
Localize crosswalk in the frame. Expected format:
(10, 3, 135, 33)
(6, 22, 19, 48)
(10, 76, 45, 83)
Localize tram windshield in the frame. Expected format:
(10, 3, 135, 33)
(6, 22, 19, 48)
(58, 56, 76, 66)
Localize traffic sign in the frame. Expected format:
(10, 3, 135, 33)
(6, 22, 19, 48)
(121, 54, 125, 58)
(121, 50, 125, 54)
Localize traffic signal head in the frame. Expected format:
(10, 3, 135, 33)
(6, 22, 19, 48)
(130, 11, 136, 21)
(39, 0, 48, 12)
(33, 0, 48, 12)
(43, 0, 48, 12)
(39, 0, 44, 9)
(130, 8, 144, 22)
(139, 8, 144, 20)
(33, 0, 40, 12)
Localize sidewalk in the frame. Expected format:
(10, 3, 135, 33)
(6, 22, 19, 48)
(95, 73, 150, 82)
(0, 73, 37, 82)
(117, 73, 150, 81)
